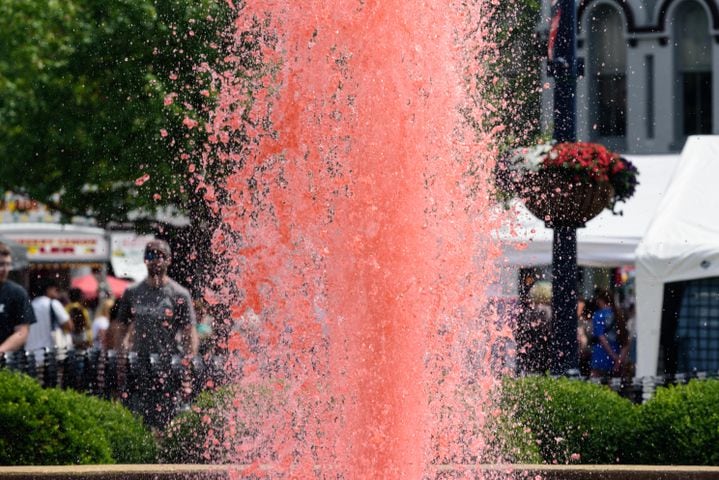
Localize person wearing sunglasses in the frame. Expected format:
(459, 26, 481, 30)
(115, 239, 198, 428)
(0, 242, 36, 355)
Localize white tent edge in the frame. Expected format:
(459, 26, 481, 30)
(635, 135, 719, 377)
(497, 153, 681, 268)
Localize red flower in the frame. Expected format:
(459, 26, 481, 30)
(542, 142, 621, 182)
(494, 141, 639, 215)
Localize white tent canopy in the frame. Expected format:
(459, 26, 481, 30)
(498, 154, 680, 267)
(635, 136, 719, 376)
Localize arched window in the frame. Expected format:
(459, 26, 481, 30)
(588, 4, 627, 138)
(674, 1, 712, 136)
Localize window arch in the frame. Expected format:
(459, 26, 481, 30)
(587, 4, 627, 138)
(673, 0, 712, 136)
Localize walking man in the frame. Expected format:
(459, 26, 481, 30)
(116, 239, 198, 427)
(0, 242, 35, 355)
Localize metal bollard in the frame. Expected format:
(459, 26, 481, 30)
(104, 349, 119, 400)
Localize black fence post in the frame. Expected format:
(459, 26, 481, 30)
(24, 350, 37, 380)
(44, 349, 58, 388)
(125, 352, 140, 411)
(190, 355, 206, 398)
(104, 350, 119, 400)
(62, 349, 84, 391)
(83, 348, 99, 394)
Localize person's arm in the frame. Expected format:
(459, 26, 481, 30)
(598, 335, 619, 362)
(96, 328, 107, 349)
(594, 311, 619, 362)
(114, 291, 134, 352)
(613, 343, 630, 375)
(95, 319, 109, 349)
(54, 300, 73, 333)
(179, 291, 198, 356)
(0, 324, 29, 354)
(182, 323, 199, 356)
(577, 324, 588, 349)
(614, 309, 631, 373)
(121, 323, 135, 352)
(2, 288, 36, 354)
(102, 320, 122, 351)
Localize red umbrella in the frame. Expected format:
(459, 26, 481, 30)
(71, 274, 132, 300)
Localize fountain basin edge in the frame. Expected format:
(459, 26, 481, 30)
(1, 464, 719, 480)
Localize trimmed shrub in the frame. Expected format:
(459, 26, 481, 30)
(502, 376, 636, 464)
(0, 370, 155, 465)
(159, 386, 234, 463)
(62, 390, 157, 463)
(163, 381, 542, 465)
(0, 370, 111, 465)
(159, 382, 278, 464)
(431, 382, 543, 465)
(628, 379, 719, 465)
(490, 411, 543, 464)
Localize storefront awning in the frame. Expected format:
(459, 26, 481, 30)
(0, 223, 109, 264)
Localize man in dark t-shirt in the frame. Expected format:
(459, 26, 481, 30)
(117, 239, 197, 358)
(0, 242, 36, 354)
(116, 239, 197, 428)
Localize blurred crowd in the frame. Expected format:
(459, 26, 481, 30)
(0, 239, 221, 429)
(16, 280, 216, 361)
(515, 279, 636, 378)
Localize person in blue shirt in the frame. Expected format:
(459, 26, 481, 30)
(590, 288, 629, 377)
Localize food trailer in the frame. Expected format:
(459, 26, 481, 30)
(0, 223, 110, 298)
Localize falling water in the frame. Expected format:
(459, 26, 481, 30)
(198, 0, 512, 477)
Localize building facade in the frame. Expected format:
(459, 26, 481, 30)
(541, 0, 719, 154)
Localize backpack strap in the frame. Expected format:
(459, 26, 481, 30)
(49, 299, 59, 330)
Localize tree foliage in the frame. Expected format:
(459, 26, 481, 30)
(1, 0, 544, 224)
(0, 0, 233, 225)
(488, 0, 544, 149)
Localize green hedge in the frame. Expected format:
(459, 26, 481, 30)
(628, 379, 719, 465)
(489, 408, 543, 464)
(61, 390, 157, 464)
(164, 380, 542, 465)
(159, 386, 234, 463)
(502, 376, 636, 464)
(159, 382, 276, 464)
(0, 370, 155, 465)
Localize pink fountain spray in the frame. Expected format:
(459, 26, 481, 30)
(200, 0, 513, 477)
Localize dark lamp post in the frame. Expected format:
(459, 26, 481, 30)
(548, 0, 579, 375)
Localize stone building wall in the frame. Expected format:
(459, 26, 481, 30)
(540, 0, 719, 154)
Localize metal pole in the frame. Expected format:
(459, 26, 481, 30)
(551, 0, 577, 144)
(550, 0, 579, 374)
(551, 226, 578, 373)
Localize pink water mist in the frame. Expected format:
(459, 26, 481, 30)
(201, 0, 512, 477)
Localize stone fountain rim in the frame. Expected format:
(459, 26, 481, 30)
(1, 464, 719, 478)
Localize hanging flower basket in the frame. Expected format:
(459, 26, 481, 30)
(495, 142, 639, 228)
(522, 170, 614, 228)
